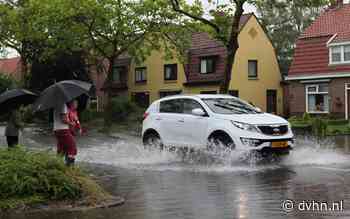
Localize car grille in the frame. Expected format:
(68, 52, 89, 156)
(258, 125, 288, 136)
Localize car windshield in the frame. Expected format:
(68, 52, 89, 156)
(202, 98, 262, 114)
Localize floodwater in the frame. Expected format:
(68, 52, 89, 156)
(2, 127, 350, 219)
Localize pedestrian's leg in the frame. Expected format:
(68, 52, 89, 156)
(54, 131, 65, 156)
(61, 130, 77, 166)
(6, 136, 16, 148)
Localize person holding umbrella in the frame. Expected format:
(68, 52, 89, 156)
(0, 89, 38, 148)
(5, 109, 23, 147)
(53, 102, 77, 166)
(33, 80, 92, 166)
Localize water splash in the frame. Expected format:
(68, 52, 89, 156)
(77, 135, 350, 172)
(283, 136, 350, 166)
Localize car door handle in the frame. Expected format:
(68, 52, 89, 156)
(156, 118, 162, 121)
(178, 119, 184, 123)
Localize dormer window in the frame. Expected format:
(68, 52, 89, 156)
(329, 44, 350, 64)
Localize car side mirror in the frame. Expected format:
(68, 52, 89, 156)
(192, 108, 206, 116)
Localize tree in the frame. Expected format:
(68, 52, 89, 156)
(0, 0, 90, 86)
(170, 0, 250, 94)
(255, 0, 330, 74)
(67, 0, 184, 126)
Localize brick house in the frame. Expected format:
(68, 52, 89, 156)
(286, 1, 350, 118)
(0, 57, 23, 81)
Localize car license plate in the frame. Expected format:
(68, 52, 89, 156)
(271, 141, 288, 148)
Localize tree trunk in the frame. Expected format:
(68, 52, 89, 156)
(219, 1, 245, 94)
(219, 47, 237, 94)
(103, 57, 115, 128)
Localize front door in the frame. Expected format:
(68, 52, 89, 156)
(266, 89, 277, 114)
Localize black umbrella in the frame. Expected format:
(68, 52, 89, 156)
(33, 80, 92, 112)
(0, 89, 38, 115)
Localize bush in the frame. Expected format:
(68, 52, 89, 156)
(0, 74, 16, 93)
(0, 147, 109, 210)
(302, 112, 311, 123)
(106, 97, 139, 122)
(79, 108, 103, 123)
(21, 106, 34, 123)
(311, 117, 328, 137)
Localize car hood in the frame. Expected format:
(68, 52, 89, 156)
(214, 113, 288, 125)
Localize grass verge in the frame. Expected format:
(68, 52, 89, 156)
(0, 147, 111, 211)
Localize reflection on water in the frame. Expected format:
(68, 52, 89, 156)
(2, 127, 350, 219)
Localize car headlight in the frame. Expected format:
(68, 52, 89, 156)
(231, 121, 260, 133)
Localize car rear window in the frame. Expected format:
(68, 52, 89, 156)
(159, 99, 183, 113)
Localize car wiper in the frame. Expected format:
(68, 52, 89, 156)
(224, 102, 260, 114)
(213, 103, 244, 114)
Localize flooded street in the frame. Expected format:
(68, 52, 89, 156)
(2, 127, 350, 219)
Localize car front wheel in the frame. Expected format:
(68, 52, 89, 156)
(143, 132, 163, 151)
(207, 133, 235, 151)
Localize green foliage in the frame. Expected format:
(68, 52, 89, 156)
(0, 148, 81, 203)
(0, 147, 109, 210)
(311, 117, 328, 137)
(107, 97, 139, 122)
(0, 74, 16, 93)
(20, 106, 34, 123)
(255, 0, 330, 74)
(79, 108, 103, 123)
(302, 112, 311, 122)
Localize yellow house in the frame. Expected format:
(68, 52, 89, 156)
(100, 13, 283, 114)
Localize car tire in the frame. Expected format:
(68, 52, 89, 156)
(207, 132, 235, 151)
(143, 132, 164, 151)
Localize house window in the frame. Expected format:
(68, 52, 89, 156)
(164, 64, 177, 80)
(132, 92, 149, 108)
(329, 44, 350, 64)
(306, 84, 329, 113)
(229, 90, 239, 97)
(345, 45, 350, 61)
(112, 67, 124, 82)
(331, 46, 342, 63)
(248, 60, 258, 78)
(200, 57, 216, 74)
(159, 90, 181, 98)
(200, 91, 217, 94)
(135, 67, 147, 83)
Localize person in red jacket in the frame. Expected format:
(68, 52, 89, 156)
(67, 100, 82, 136)
(54, 103, 77, 166)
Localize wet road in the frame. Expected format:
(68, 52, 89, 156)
(2, 127, 350, 219)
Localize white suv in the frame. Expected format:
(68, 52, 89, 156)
(142, 95, 294, 155)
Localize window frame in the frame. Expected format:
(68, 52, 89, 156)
(182, 98, 207, 116)
(305, 84, 329, 114)
(135, 67, 147, 83)
(164, 64, 178, 81)
(329, 44, 350, 65)
(248, 60, 258, 79)
(200, 56, 216, 74)
(112, 66, 125, 83)
(159, 98, 184, 114)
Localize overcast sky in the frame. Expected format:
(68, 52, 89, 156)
(186, 0, 257, 14)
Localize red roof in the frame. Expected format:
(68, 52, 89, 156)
(190, 13, 253, 50)
(289, 4, 350, 76)
(301, 4, 350, 42)
(0, 57, 22, 78)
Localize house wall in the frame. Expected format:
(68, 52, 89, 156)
(287, 78, 350, 118)
(127, 49, 186, 103)
(229, 16, 283, 114)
